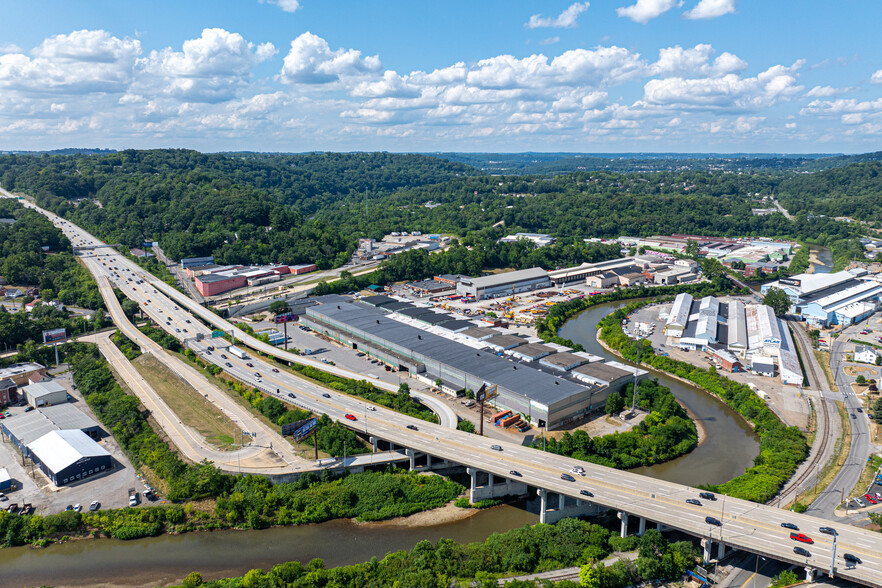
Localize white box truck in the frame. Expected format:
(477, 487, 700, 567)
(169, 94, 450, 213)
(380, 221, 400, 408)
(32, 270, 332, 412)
(229, 345, 248, 359)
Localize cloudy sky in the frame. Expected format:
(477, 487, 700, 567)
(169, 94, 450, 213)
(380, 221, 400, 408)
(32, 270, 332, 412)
(2, 1, 882, 153)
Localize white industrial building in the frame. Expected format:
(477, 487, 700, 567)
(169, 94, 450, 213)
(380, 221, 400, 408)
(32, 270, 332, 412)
(665, 294, 803, 386)
(456, 267, 552, 300)
(27, 429, 112, 487)
(761, 269, 882, 328)
(23, 380, 68, 408)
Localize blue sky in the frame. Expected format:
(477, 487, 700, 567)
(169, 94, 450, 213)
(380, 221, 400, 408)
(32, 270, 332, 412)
(2, 1, 882, 153)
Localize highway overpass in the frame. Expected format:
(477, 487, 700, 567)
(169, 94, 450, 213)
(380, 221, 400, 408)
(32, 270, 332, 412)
(10, 194, 882, 586)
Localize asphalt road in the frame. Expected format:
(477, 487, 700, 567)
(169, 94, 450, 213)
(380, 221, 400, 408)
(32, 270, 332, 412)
(10, 193, 882, 587)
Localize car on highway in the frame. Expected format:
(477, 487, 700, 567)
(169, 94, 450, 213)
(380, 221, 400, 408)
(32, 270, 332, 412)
(272, 368, 279, 373)
(819, 526, 837, 536)
(322, 393, 331, 398)
(406, 424, 419, 431)
(686, 499, 701, 506)
(345, 414, 357, 421)
(698, 492, 716, 501)
(366, 406, 376, 411)
(781, 522, 799, 530)
(570, 466, 585, 475)
(580, 489, 594, 497)
(851, 413, 857, 419)
(287, 393, 296, 399)
(175, 328, 181, 333)
(843, 553, 862, 565)
(253, 372, 261, 378)
(790, 532, 813, 544)
(509, 470, 521, 477)
(490, 445, 502, 451)
(220, 354, 227, 359)
(793, 546, 811, 557)
(225, 362, 232, 367)
(560, 473, 575, 482)
(705, 516, 722, 526)
(857, 407, 864, 413)
(246, 363, 254, 367)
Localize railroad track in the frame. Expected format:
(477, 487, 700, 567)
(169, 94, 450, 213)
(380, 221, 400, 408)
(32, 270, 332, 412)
(771, 324, 833, 506)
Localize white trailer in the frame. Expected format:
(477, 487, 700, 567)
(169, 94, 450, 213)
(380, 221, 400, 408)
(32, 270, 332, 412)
(229, 345, 248, 359)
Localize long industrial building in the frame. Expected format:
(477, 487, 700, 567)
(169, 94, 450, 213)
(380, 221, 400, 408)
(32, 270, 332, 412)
(302, 299, 646, 429)
(665, 293, 803, 385)
(761, 269, 882, 327)
(456, 268, 551, 300)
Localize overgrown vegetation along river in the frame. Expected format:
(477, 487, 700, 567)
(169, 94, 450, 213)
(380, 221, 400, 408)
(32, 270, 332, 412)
(559, 299, 760, 486)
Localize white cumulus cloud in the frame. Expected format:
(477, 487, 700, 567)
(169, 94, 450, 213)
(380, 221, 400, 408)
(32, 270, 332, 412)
(525, 2, 590, 29)
(683, 0, 736, 20)
(280, 32, 381, 84)
(806, 85, 855, 97)
(140, 28, 275, 103)
(617, 0, 682, 24)
(871, 69, 882, 84)
(260, 0, 300, 12)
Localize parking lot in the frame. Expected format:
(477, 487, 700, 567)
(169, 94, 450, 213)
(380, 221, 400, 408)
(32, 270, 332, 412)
(0, 367, 147, 516)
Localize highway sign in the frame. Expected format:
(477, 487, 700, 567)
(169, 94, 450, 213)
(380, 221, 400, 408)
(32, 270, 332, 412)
(211, 330, 225, 338)
(42, 328, 67, 343)
(283, 417, 318, 442)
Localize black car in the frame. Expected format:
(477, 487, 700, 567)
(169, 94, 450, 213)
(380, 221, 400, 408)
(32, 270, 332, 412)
(843, 553, 862, 565)
(705, 516, 722, 526)
(287, 393, 296, 399)
(819, 526, 837, 536)
(580, 489, 594, 497)
(857, 407, 863, 413)
(509, 470, 521, 477)
(225, 362, 232, 367)
(781, 522, 799, 530)
(686, 499, 702, 506)
(560, 473, 575, 482)
(699, 492, 716, 501)
(406, 424, 419, 431)
(793, 546, 811, 557)
(322, 393, 331, 398)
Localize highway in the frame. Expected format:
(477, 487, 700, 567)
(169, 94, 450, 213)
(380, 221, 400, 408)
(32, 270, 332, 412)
(9, 193, 882, 586)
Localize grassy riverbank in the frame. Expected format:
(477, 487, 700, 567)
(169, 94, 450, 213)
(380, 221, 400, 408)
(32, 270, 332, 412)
(168, 519, 701, 588)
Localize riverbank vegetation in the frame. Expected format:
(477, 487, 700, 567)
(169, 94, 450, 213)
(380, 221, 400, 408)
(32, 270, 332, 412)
(532, 379, 697, 469)
(598, 302, 809, 502)
(167, 521, 700, 588)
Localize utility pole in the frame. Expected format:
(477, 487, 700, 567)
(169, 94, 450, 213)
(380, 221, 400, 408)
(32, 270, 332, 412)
(283, 319, 288, 351)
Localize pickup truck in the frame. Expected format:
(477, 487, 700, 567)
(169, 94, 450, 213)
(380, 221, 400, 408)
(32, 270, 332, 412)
(128, 488, 139, 507)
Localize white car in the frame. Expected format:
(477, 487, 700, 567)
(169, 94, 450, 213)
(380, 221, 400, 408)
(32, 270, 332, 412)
(366, 406, 376, 411)
(89, 500, 100, 511)
(73, 503, 82, 512)
(571, 466, 585, 475)
(854, 498, 865, 508)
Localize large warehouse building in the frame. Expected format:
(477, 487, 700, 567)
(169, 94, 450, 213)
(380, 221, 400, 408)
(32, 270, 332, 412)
(665, 293, 803, 385)
(303, 299, 645, 429)
(27, 429, 111, 487)
(456, 268, 551, 301)
(761, 269, 882, 327)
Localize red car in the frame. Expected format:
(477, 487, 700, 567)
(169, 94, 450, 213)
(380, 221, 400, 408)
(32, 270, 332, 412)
(864, 493, 877, 505)
(344, 414, 357, 421)
(790, 533, 813, 544)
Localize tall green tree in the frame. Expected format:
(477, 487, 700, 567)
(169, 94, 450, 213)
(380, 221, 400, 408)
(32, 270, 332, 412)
(763, 287, 791, 316)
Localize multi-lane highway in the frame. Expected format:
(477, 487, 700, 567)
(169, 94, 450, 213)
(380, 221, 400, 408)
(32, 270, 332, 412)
(10, 193, 882, 586)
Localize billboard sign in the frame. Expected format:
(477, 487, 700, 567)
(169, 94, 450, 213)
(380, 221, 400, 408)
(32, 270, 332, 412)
(42, 328, 67, 343)
(778, 278, 801, 287)
(283, 417, 318, 442)
(274, 313, 297, 323)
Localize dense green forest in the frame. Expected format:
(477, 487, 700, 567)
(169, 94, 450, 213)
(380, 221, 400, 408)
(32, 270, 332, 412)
(0, 149, 871, 280)
(777, 161, 882, 222)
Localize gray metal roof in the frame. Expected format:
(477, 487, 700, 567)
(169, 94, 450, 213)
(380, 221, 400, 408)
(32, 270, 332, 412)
(462, 326, 500, 340)
(360, 295, 397, 307)
(461, 267, 549, 289)
(572, 362, 631, 382)
(486, 334, 527, 349)
(40, 404, 99, 431)
(0, 378, 15, 390)
(28, 429, 109, 473)
(540, 352, 588, 371)
(307, 302, 589, 407)
(1, 404, 99, 446)
(397, 306, 433, 318)
(437, 320, 475, 332)
(382, 301, 415, 311)
(511, 343, 556, 359)
(417, 313, 454, 325)
(24, 380, 66, 400)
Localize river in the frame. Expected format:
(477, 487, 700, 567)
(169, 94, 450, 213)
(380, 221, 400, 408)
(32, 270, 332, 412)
(809, 245, 833, 274)
(559, 299, 759, 486)
(1, 301, 759, 588)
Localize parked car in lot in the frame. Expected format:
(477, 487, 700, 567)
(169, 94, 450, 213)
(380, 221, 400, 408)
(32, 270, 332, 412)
(854, 497, 865, 507)
(864, 493, 877, 505)
(0, 492, 6, 501)
(89, 500, 100, 511)
(790, 532, 813, 544)
(73, 504, 82, 512)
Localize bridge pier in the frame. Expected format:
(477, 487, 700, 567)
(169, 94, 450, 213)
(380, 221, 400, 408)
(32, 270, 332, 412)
(369, 436, 378, 452)
(805, 567, 816, 582)
(637, 517, 646, 536)
(406, 448, 416, 470)
(468, 468, 528, 504)
(717, 542, 726, 560)
(701, 539, 711, 565)
(537, 488, 601, 524)
(619, 511, 629, 537)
